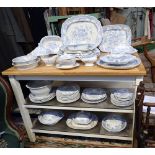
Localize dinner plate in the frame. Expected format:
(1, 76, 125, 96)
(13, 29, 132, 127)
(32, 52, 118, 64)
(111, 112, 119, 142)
(55, 63, 80, 70)
(96, 57, 141, 69)
(61, 15, 103, 51)
(102, 114, 127, 132)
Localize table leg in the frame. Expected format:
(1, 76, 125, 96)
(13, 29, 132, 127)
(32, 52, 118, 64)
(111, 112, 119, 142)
(9, 76, 36, 142)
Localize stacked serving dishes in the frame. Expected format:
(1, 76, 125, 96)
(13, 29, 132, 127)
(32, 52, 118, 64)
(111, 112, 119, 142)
(102, 114, 127, 133)
(38, 110, 64, 125)
(110, 88, 134, 107)
(81, 88, 107, 103)
(66, 111, 98, 130)
(26, 80, 55, 103)
(97, 53, 141, 69)
(12, 55, 40, 70)
(56, 83, 80, 103)
(99, 24, 137, 54)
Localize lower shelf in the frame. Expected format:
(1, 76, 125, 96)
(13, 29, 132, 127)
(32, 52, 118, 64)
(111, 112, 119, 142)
(32, 114, 133, 141)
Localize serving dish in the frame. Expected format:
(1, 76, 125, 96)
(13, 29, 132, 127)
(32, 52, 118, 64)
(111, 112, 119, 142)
(102, 114, 127, 132)
(66, 112, 98, 130)
(56, 63, 80, 70)
(13, 60, 39, 70)
(12, 55, 38, 65)
(74, 111, 92, 125)
(99, 24, 137, 54)
(39, 35, 62, 54)
(96, 57, 141, 69)
(38, 111, 64, 125)
(56, 54, 76, 66)
(29, 92, 55, 103)
(100, 54, 136, 65)
(40, 54, 57, 66)
(58, 48, 101, 60)
(61, 15, 103, 51)
(82, 88, 107, 101)
(26, 80, 53, 97)
(79, 55, 97, 66)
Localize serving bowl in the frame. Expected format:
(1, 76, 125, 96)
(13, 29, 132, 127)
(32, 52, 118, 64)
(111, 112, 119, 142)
(12, 55, 38, 65)
(39, 35, 62, 54)
(12, 59, 39, 70)
(102, 114, 127, 132)
(26, 80, 53, 97)
(74, 111, 92, 125)
(79, 55, 97, 66)
(38, 111, 64, 125)
(56, 54, 76, 66)
(40, 54, 58, 66)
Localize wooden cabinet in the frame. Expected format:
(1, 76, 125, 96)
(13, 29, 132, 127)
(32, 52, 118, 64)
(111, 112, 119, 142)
(2, 53, 146, 147)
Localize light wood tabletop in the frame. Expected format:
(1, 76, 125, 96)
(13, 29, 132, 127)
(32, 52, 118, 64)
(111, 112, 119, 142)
(2, 53, 146, 76)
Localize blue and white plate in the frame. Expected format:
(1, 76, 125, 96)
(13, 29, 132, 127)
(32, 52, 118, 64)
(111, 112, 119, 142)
(102, 114, 127, 132)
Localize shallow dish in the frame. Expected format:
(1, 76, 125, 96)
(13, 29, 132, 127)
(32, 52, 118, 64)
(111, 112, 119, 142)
(13, 60, 39, 70)
(55, 63, 80, 70)
(100, 54, 136, 65)
(38, 111, 64, 125)
(81, 95, 107, 104)
(61, 15, 103, 51)
(12, 55, 38, 65)
(96, 57, 141, 70)
(102, 114, 127, 132)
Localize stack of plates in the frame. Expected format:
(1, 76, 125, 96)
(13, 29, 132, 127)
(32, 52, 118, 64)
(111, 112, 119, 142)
(110, 88, 134, 107)
(38, 110, 64, 125)
(81, 88, 107, 104)
(66, 111, 98, 130)
(29, 89, 56, 103)
(102, 114, 127, 133)
(56, 84, 80, 103)
(97, 54, 141, 70)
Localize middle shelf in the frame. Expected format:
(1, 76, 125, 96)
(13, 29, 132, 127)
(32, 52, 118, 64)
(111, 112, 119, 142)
(24, 98, 134, 113)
